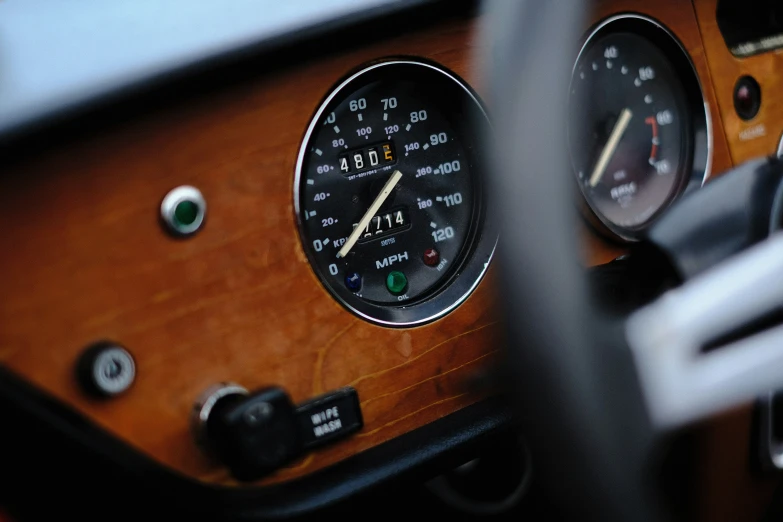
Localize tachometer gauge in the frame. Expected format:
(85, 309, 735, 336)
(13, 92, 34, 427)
(295, 60, 495, 326)
(569, 15, 710, 241)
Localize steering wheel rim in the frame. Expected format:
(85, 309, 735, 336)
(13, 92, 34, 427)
(480, 3, 658, 520)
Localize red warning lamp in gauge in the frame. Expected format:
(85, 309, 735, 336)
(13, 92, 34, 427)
(423, 248, 440, 267)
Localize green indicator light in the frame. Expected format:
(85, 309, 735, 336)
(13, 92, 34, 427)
(161, 186, 205, 237)
(174, 200, 199, 227)
(386, 271, 408, 295)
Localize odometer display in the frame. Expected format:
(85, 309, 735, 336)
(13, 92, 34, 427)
(295, 61, 495, 326)
(339, 141, 396, 175)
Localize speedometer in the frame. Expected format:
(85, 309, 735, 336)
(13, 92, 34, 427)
(568, 15, 710, 241)
(295, 60, 495, 326)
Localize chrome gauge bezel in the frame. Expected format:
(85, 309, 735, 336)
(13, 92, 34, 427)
(293, 59, 497, 327)
(569, 14, 712, 242)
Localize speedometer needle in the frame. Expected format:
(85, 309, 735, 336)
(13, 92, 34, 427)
(588, 107, 633, 187)
(337, 169, 403, 259)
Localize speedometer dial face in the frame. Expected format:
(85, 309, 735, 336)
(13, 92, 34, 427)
(295, 60, 495, 326)
(569, 16, 710, 240)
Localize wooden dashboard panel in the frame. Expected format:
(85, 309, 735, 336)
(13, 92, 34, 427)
(0, 16, 502, 487)
(694, 0, 783, 164)
(0, 0, 744, 497)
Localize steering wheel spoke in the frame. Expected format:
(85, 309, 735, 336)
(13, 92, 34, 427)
(628, 232, 783, 429)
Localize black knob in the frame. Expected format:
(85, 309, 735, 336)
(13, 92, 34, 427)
(203, 387, 302, 482)
(192, 384, 363, 481)
(76, 341, 136, 397)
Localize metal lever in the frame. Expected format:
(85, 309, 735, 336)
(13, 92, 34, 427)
(627, 232, 783, 429)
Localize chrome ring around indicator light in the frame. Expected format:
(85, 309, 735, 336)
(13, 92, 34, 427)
(161, 185, 207, 237)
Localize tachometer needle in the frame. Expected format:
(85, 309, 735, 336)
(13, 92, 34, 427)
(337, 169, 403, 258)
(588, 107, 633, 188)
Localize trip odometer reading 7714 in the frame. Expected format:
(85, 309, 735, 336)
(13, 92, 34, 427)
(294, 60, 496, 326)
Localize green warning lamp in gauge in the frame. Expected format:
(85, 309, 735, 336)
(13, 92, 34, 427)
(386, 271, 408, 296)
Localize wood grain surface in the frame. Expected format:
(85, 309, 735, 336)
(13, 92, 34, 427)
(691, 407, 779, 522)
(0, 0, 757, 502)
(650, 1, 782, 517)
(694, 0, 783, 164)
(0, 16, 508, 487)
(688, 2, 783, 518)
